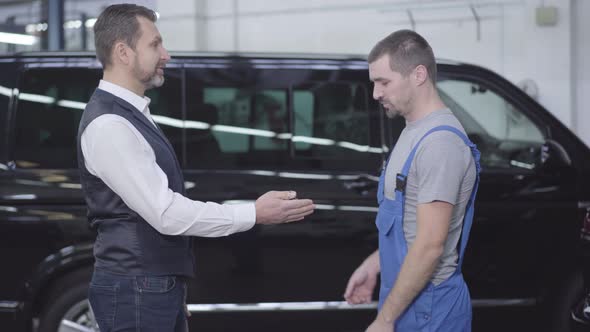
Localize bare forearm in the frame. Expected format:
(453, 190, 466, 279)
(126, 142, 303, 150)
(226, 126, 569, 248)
(378, 242, 442, 323)
(363, 250, 381, 274)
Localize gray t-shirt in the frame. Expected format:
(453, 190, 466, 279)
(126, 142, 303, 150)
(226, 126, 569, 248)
(384, 109, 476, 285)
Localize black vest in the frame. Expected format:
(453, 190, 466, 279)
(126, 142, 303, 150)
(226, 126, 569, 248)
(77, 89, 194, 277)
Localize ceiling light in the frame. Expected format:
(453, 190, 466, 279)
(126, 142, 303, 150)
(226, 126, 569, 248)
(0, 32, 37, 45)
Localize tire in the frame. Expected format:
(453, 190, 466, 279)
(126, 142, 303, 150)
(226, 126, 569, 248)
(546, 271, 585, 332)
(38, 268, 97, 332)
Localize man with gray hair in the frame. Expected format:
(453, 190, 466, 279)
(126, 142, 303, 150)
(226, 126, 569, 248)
(344, 29, 480, 331)
(78, 4, 314, 331)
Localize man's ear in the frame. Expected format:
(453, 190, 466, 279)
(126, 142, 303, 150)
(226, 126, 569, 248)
(113, 42, 131, 66)
(413, 65, 428, 86)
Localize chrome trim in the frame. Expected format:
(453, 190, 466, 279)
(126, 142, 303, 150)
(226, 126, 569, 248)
(0, 301, 20, 309)
(186, 298, 537, 312)
(578, 201, 590, 209)
(187, 301, 376, 312)
(472, 298, 536, 307)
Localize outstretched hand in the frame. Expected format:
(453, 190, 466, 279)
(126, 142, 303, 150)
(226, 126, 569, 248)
(255, 191, 315, 225)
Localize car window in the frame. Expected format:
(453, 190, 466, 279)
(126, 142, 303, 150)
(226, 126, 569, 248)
(437, 78, 545, 170)
(144, 69, 183, 161)
(185, 68, 290, 169)
(14, 68, 100, 169)
(186, 67, 381, 171)
(292, 82, 377, 161)
(14, 68, 182, 169)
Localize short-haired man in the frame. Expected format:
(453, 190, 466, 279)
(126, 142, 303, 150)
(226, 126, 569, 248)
(79, 4, 314, 331)
(344, 30, 480, 332)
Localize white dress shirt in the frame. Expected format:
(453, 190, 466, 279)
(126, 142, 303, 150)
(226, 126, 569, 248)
(80, 80, 256, 237)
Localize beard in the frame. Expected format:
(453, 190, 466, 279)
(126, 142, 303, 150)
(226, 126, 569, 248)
(379, 101, 400, 119)
(144, 72, 165, 89)
(380, 96, 412, 119)
(134, 60, 165, 90)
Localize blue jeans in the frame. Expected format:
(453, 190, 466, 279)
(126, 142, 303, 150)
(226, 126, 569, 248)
(88, 269, 188, 332)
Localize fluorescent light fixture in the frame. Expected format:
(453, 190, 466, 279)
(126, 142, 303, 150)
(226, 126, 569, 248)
(314, 204, 336, 210)
(278, 172, 332, 180)
(18, 93, 55, 104)
(292, 136, 335, 146)
(0, 32, 38, 46)
(6, 194, 37, 200)
(510, 160, 535, 170)
(0, 85, 12, 97)
(0, 206, 17, 212)
(64, 20, 82, 29)
(57, 100, 86, 110)
(246, 170, 277, 176)
(337, 141, 371, 152)
(222, 200, 256, 205)
(184, 181, 196, 190)
(183, 120, 210, 130)
(335, 174, 379, 181)
(58, 183, 82, 189)
(212, 124, 275, 137)
(367, 147, 384, 153)
(85, 18, 97, 28)
(25, 24, 35, 34)
(152, 114, 184, 128)
(337, 205, 379, 212)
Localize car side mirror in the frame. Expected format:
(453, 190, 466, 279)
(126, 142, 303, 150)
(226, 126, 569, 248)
(540, 139, 571, 170)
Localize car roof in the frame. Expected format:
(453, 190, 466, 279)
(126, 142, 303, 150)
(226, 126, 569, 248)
(0, 50, 462, 64)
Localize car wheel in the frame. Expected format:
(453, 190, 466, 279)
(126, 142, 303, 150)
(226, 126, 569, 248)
(38, 268, 98, 332)
(546, 271, 585, 332)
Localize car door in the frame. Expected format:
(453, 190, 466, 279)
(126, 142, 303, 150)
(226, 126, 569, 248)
(429, 65, 580, 306)
(182, 58, 383, 331)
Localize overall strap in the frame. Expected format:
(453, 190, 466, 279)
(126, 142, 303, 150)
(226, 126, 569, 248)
(397, 125, 482, 267)
(458, 148, 481, 266)
(400, 125, 470, 177)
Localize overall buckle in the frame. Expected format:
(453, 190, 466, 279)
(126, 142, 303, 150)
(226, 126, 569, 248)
(395, 173, 407, 193)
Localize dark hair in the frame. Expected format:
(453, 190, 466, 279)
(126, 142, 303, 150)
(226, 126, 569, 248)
(368, 29, 437, 84)
(94, 4, 157, 68)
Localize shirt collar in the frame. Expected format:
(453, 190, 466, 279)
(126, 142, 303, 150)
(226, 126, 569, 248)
(98, 80, 151, 113)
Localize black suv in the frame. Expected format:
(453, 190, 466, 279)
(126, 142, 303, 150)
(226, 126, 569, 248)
(1, 52, 589, 332)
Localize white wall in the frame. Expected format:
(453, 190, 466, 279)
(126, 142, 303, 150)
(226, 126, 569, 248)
(153, 0, 589, 145)
(573, 0, 590, 147)
(0, 0, 585, 146)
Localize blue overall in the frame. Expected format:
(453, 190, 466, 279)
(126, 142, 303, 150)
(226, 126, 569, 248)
(376, 125, 481, 332)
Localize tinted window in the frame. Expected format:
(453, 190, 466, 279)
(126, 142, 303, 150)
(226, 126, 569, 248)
(145, 69, 183, 162)
(14, 68, 183, 169)
(186, 68, 290, 169)
(293, 82, 374, 160)
(438, 78, 545, 170)
(14, 68, 100, 169)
